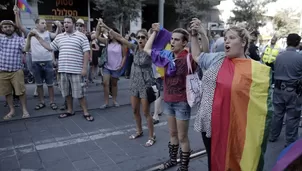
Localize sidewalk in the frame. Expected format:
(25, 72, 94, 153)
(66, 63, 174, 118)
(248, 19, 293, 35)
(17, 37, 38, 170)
(0, 103, 300, 171)
(0, 77, 132, 122)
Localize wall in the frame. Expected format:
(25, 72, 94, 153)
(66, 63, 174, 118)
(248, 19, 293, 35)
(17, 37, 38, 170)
(20, 0, 38, 29)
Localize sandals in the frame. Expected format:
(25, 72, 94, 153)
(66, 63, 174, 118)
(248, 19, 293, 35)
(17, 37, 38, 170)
(3, 113, 15, 120)
(100, 104, 109, 109)
(50, 103, 58, 110)
(129, 132, 144, 139)
(153, 119, 160, 125)
(22, 113, 30, 118)
(83, 114, 94, 122)
(35, 103, 46, 110)
(58, 112, 75, 118)
(145, 136, 156, 147)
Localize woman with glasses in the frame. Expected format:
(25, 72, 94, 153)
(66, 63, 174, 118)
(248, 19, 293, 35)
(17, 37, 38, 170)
(95, 18, 156, 147)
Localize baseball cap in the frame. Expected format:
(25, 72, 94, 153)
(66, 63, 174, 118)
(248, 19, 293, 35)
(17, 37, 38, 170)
(76, 19, 85, 25)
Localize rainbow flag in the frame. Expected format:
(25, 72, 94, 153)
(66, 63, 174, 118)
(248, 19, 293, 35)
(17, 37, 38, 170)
(17, 0, 32, 14)
(211, 58, 273, 171)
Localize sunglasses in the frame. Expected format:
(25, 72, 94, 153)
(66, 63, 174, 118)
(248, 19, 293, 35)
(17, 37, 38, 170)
(76, 24, 84, 27)
(136, 36, 146, 40)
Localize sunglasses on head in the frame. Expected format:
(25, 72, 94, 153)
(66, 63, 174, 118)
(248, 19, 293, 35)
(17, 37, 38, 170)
(136, 36, 146, 40)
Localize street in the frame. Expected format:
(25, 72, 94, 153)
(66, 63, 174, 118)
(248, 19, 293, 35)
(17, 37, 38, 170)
(0, 77, 300, 171)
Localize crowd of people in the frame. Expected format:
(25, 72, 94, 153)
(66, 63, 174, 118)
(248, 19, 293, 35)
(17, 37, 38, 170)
(1, 4, 302, 171)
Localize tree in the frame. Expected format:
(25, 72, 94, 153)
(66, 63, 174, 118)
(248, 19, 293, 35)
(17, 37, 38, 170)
(174, 0, 222, 25)
(92, 0, 145, 34)
(273, 8, 300, 37)
(229, 0, 277, 31)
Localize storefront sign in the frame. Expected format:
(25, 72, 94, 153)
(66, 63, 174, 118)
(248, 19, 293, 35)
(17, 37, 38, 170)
(38, 0, 88, 21)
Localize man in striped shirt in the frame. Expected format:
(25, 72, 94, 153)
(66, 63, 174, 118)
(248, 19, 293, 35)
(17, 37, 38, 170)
(28, 16, 94, 121)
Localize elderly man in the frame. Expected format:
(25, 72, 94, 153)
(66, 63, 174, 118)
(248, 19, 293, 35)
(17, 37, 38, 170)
(0, 20, 30, 119)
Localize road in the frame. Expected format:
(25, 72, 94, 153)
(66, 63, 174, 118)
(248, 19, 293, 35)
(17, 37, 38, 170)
(0, 77, 300, 171)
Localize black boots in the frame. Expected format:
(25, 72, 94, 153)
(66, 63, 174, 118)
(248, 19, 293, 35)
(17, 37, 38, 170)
(159, 142, 191, 171)
(177, 149, 191, 171)
(160, 142, 179, 170)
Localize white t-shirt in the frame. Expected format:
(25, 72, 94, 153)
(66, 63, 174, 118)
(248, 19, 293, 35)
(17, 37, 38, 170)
(30, 31, 53, 62)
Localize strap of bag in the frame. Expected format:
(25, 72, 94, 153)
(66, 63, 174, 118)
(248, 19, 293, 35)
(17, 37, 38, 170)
(186, 53, 193, 74)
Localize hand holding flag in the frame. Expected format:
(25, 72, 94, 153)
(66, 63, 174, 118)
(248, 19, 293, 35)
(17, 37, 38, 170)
(17, 0, 32, 14)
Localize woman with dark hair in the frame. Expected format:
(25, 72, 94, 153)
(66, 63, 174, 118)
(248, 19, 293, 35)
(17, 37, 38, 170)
(96, 18, 156, 147)
(95, 24, 127, 109)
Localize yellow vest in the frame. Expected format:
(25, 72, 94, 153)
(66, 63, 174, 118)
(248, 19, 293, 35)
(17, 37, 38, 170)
(262, 45, 279, 64)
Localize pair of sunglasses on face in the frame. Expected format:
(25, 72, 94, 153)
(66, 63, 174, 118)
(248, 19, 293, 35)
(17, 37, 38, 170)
(76, 24, 84, 27)
(136, 36, 146, 40)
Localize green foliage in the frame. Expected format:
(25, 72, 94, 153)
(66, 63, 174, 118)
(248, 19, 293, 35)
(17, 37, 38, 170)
(229, 0, 277, 30)
(273, 9, 300, 37)
(92, 0, 144, 25)
(174, 0, 221, 23)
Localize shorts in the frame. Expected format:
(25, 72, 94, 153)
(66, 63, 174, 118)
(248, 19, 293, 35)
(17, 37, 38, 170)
(164, 101, 191, 120)
(0, 70, 26, 96)
(103, 67, 120, 78)
(32, 61, 54, 86)
(60, 73, 86, 99)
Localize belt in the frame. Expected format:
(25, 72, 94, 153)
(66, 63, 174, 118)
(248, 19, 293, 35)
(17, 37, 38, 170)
(275, 80, 298, 90)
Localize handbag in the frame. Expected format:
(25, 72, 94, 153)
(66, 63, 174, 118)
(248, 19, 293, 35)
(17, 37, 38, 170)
(98, 42, 108, 67)
(139, 65, 160, 104)
(186, 54, 202, 107)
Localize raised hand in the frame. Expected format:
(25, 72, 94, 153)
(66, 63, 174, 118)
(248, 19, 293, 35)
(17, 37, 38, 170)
(13, 5, 19, 15)
(97, 18, 105, 28)
(151, 23, 160, 33)
(190, 18, 206, 36)
(54, 20, 62, 27)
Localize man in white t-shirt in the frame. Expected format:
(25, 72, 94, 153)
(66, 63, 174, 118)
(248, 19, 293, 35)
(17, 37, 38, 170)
(25, 19, 62, 111)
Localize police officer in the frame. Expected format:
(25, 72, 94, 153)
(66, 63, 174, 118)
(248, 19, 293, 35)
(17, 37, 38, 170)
(261, 36, 281, 84)
(269, 33, 302, 147)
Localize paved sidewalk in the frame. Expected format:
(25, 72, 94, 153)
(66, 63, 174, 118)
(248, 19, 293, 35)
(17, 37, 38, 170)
(0, 103, 300, 171)
(0, 77, 132, 122)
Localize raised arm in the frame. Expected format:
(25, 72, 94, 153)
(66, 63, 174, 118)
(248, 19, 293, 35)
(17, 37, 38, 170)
(97, 18, 135, 50)
(144, 31, 157, 56)
(94, 21, 108, 45)
(190, 18, 209, 63)
(13, 5, 29, 36)
(49, 21, 62, 39)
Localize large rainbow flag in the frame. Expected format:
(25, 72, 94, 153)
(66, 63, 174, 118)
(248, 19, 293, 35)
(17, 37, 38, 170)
(17, 0, 32, 14)
(211, 57, 273, 171)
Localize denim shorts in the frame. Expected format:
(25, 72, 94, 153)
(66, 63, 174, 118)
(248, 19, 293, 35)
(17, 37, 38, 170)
(32, 61, 54, 86)
(103, 67, 120, 78)
(164, 101, 191, 120)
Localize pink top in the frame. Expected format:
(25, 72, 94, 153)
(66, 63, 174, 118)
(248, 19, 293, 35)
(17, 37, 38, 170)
(105, 42, 122, 70)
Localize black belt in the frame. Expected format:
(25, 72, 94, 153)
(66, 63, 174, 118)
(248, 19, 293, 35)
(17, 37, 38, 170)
(275, 80, 298, 90)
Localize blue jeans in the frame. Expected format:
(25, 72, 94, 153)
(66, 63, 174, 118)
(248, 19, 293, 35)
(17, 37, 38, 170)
(103, 67, 120, 78)
(32, 61, 54, 86)
(164, 101, 191, 120)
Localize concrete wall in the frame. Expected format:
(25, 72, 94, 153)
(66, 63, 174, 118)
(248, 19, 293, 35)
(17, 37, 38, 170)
(19, 0, 38, 29)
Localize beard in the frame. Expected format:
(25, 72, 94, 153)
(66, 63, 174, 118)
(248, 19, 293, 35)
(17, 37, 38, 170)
(3, 31, 13, 36)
